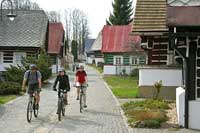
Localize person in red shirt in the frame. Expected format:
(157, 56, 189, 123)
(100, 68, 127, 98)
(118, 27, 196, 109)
(75, 65, 88, 108)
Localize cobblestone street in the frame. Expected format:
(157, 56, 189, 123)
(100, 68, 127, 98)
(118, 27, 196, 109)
(0, 66, 128, 133)
(0, 66, 199, 133)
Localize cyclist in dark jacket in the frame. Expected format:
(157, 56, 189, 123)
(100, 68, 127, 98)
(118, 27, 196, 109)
(53, 68, 70, 105)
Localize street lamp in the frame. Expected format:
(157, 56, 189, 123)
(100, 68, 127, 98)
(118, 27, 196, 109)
(0, 0, 16, 21)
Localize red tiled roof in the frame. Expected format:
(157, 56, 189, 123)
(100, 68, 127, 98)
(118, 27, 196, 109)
(48, 23, 64, 54)
(167, 5, 200, 26)
(102, 25, 142, 53)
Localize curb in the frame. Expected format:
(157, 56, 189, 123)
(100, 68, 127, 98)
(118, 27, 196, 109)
(103, 80, 132, 133)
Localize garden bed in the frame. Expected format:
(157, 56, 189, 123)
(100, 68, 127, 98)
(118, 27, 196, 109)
(122, 99, 170, 128)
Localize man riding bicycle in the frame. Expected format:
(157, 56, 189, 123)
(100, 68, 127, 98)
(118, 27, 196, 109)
(22, 64, 42, 109)
(75, 65, 88, 108)
(53, 68, 70, 105)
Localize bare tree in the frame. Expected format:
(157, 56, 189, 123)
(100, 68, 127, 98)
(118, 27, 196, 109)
(13, 0, 40, 10)
(47, 11, 61, 22)
(64, 8, 90, 57)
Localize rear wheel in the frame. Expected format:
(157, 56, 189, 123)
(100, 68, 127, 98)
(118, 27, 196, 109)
(58, 99, 62, 121)
(27, 101, 33, 123)
(33, 98, 38, 118)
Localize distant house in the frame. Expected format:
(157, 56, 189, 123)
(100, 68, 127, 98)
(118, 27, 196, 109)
(0, 10, 48, 71)
(90, 32, 104, 66)
(84, 39, 95, 64)
(47, 23, 65, 73)
(102, 25, 145, 75)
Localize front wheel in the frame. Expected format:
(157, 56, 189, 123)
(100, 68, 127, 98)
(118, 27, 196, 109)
(80, 94, 83, 113)
(27, 101, 33, 122)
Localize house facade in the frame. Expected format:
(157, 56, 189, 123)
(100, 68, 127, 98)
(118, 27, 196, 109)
(102, 25, 146, 75)
(84, 39, 95, 64)
(132, 0, 183, 91)
(0, 10, 48, 71)
(47, 23, 65, 73)
(133, 0, 200, 129)
(167, 3, 200, 130)
(90, 32, 104, 66)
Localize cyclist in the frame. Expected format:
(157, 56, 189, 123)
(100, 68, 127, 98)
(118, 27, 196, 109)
(53, 68, 70, 105)
(75, 65, 88, 108)
(22, 64, 42, 109)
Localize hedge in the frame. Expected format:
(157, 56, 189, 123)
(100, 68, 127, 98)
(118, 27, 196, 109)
(0, 82, 21, 95)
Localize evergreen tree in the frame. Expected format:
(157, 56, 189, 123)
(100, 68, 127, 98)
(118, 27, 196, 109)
(71, 40, 78, 61)
(107, 0, 133, 25)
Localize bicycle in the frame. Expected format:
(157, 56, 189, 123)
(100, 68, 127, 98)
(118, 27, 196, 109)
(56, 89, 67, 121)
(27, 91, 39, 123)
(79, 84, 88, 113)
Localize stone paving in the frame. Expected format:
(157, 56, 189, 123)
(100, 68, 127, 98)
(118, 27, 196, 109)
(0, 66, 128, 133)
(0, 66, 200, 133)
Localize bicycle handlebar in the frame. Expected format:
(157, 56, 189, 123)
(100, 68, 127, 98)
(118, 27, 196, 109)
(57, 89, 67, 93)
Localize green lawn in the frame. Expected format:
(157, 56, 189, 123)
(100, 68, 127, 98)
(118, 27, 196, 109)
(103, 76, 138, 98)
(89, 64, 103, 73)
(0, 95, 17, 104)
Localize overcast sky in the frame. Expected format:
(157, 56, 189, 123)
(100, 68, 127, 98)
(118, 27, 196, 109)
(32, 0, 136, 38)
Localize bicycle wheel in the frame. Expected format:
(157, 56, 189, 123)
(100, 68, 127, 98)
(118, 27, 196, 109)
(27, 101, 33, 122)
(58, 99, 62, 121)
(80, 93, 83, 113)
(33, 98, 38, 118)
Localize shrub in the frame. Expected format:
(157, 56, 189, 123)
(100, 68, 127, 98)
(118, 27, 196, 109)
(130, 68, 139, 78)
(21, 52, 52, 81)
(154, 80, 163, 99)
(4, 65, 25, 83)
(143, 119, 160, 128)
(0, 82, 21, 95)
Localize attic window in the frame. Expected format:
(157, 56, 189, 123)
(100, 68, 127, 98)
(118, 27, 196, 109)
(3, 51, 13, 63)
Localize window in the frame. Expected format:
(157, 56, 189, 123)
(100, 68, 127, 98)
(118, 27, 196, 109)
(15, 52, 26, 65)
(3, 51, 13, 63)
(50, 56, 57, 64)
(114, 56, 123, 65)
(139, 57, 146, 65)
(130, 56, 138, 65)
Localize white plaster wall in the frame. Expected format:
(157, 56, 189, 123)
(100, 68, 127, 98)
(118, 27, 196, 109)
(189, 101, 200, 130)
(139, 69, 182, 86)
(86, 57, 94, 64)
(176, 87, 185, 127)
(104, 65, 116, 75)
(95, 58, 104, 66)
(52, 58, 61, 74)
(115, 66, 138, 75)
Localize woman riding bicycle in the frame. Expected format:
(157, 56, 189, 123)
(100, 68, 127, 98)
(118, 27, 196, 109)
(75, 65, 88, 108)
(53, 68, 71, 105)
